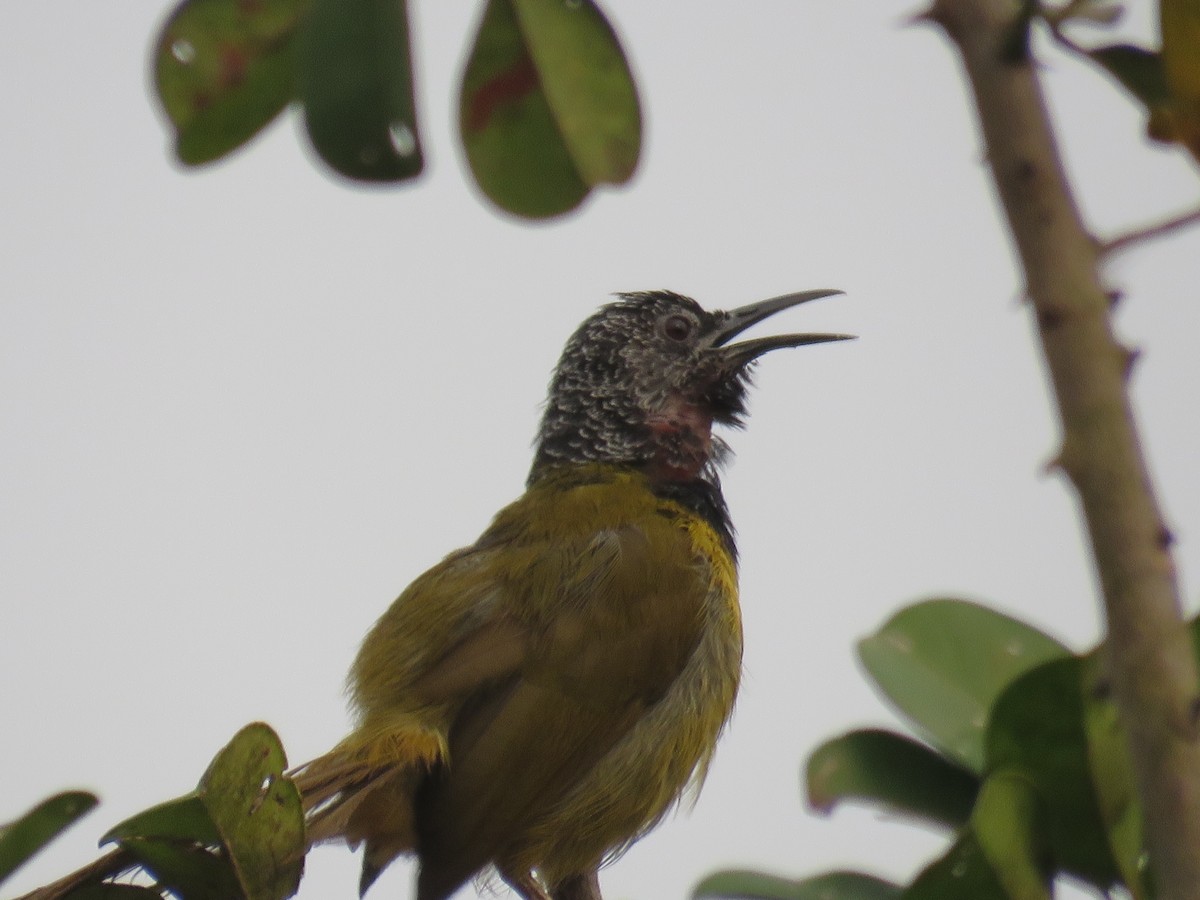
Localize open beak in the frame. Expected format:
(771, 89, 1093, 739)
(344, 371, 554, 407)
(712, 289, 854, 367)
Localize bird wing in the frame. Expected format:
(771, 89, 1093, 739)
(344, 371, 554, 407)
(412, 505, 710, 899)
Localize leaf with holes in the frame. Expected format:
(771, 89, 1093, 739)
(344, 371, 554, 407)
(198, 722, 304, 900)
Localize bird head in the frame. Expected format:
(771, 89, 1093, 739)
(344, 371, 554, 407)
(530, 290, 849, 484)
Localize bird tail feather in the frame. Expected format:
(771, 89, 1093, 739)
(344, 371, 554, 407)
(290, 727, 447, 892)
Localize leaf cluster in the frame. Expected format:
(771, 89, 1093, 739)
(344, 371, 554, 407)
(1, 724, 303, 900)
(151, 0, 641, 217)
(692, 598, 1192, 899)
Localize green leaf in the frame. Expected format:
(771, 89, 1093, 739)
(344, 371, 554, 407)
(510, 0, 641, 185)
(695, 869, 902, 900)
(1079, 652, 1149, 899)
(120, 837, 242, 900)
(1088, 45, 1172, 110)
(1085, 44, 1181, 144)
(460, 0, 586, 217)
(152, 0, 310, 165)
(100, 725, 301, 900)
(102, 794, 221, 848)
(857, 598, 1070, 772)
(970, 770, 1051, 900)
(806, 729, 978, 830)
(299, 0, 423, 182)
(198, 722, 304, 900)
(459, 0, 641, 218)
(985, 656, 1120, 888)
(902, 834, 1007, 900)
(0, 791, 98, 884)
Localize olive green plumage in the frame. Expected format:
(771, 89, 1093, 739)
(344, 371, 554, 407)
(294, 290, 848, 900)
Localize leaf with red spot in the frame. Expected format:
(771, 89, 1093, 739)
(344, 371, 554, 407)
(459, 0, 642, 219)
(153, 0, 312, 166)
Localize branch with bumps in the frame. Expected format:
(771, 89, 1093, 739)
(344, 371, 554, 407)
(927, 0, 1200, 896)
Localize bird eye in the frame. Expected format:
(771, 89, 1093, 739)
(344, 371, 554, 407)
(661, 314, 695, 343)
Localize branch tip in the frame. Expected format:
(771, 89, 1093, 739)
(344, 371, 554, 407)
(1103, 206, 1200, 256)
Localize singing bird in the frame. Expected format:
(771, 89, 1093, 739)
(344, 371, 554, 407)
(294, 289, 849, 900)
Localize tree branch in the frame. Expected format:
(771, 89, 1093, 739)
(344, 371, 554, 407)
(928, 0, 1200, 896)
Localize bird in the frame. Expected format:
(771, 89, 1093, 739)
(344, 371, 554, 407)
(292, 289, 849, 900)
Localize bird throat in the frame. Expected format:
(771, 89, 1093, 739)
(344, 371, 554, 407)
(643, 394, 715, 483)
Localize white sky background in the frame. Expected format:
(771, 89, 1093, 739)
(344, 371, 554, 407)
(3, 1, 1200, 898)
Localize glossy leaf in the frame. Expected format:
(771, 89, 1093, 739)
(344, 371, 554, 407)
(0, 791, 97, 884)
(902, 834, 1007, 900)
(857, 598, 1069, 772)
(970, 770, 1051, 900)
(299, 0, 423, 182)
(1162, 0, 1200, 157)
(985, 656, 1119, 888)
(198, 722, 304, 900)
(695, 869, 902, 900)
(460, 0, 641, 218)
(806, 729, 978, 830)
(102, 794, 221, 848)
(153, 0, 310, 165)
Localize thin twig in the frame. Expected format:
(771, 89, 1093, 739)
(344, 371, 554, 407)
(14, 847, 139, 900)
(1103, 205, 1200, 255)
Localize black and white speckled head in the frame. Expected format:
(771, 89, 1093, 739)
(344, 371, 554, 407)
(529, 289, 847, 485)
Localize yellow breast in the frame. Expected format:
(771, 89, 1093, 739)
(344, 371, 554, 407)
(345, 465, 744, 890)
